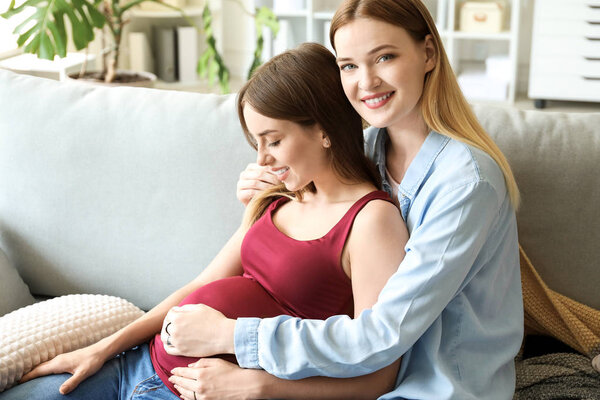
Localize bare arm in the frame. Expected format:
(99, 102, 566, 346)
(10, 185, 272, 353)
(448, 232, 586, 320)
(21, 225, 247, 394)
(101, 224, 247, 355)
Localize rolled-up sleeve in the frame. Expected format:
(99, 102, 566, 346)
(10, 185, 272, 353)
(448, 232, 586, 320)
(234, 180, 501, 379)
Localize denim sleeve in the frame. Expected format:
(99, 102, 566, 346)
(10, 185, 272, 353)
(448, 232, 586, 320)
(234, 180, 500, 379)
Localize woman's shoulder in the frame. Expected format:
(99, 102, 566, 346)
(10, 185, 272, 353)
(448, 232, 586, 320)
(351, 194, 406, 239)
(433, 135, 507, 199)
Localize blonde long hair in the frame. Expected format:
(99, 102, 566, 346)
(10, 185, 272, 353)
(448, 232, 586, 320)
(330, 0, 520, 209)
(238, 43, 382, 228)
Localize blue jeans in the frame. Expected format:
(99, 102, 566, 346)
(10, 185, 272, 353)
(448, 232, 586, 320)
(0, 344, 179, 400)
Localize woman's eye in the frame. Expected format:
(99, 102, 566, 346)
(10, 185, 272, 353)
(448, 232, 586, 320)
(340, 63, 357, 71)
(377, 54, 394, 63)
(268, 140, 281, 147)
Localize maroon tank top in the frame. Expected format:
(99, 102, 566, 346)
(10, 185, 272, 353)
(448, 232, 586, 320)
(150, 190, 392, 395)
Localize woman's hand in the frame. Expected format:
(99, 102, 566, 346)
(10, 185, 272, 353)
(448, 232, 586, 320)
(19, 343, 108, 395)
(237, 163, 278, 206)
(162, 304, 236, 357)
(170, 358, 263, 400)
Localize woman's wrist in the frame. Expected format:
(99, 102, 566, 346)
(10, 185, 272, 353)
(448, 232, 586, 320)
(219, 317, 237, 354)
(246, 369, 273, 399)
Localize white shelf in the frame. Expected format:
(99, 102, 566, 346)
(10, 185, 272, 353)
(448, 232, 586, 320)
(451, 31, 513, 41)
(314, 11, 335, 20)
(128, 6, 204, 18)
(441, 0, 521, 103)
(274, 10, 309, 18)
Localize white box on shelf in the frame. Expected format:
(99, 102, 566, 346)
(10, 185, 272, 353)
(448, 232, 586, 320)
(459, 1, 506, 33)
(0, 53, 96, 81)
(176, 26, 198, 82)
(153, 26, 177, 82)
(129, 32, 154, 73)
(458, 67, 507, 101)
(485, 55, 510, 82)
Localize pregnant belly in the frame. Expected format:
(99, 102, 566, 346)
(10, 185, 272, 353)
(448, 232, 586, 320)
(150, 276, 291, 391)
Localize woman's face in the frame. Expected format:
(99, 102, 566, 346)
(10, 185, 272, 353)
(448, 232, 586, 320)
(334, 18, 435, 132)
(243, 104, 329, 192)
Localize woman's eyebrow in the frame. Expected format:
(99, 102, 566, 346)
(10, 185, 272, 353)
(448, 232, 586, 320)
(336, 44, 399, 62)
(257, 129, 278, 137)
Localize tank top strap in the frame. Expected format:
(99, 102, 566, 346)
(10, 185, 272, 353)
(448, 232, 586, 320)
(327, 190, 395, 252)
(265, 196, 291, 214)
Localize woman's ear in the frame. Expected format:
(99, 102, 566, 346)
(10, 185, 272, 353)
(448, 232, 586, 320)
(423, 34, 436, 73)
(322, 131, 331, 148)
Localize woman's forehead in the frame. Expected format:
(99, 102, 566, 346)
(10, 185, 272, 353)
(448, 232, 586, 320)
(334, 18, 412, 57)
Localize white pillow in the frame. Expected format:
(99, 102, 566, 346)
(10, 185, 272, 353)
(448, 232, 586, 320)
(0, 294, 145, 392)
(0, 248, 35, 317)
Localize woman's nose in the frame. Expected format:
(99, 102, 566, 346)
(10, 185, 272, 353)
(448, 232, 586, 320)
(359, 68, 381, 91)
(256, 147, 272, 166)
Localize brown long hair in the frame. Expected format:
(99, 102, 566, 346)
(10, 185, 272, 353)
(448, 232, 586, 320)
(330, 0, 520, 209)
(238, 42, 381, 227)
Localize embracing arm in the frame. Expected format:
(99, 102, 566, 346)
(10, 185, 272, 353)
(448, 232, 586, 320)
(171, 199, 407, 400)
(232, 181, 502, 379)
(253, 199, 407, 398)
(21, 225, 247, 394)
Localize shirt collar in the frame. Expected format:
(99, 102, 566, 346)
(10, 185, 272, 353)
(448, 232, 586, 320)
(374, 129, 450, 201)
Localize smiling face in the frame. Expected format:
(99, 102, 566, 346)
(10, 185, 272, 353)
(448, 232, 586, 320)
(334, 18, 435, 132)
(243, 104, 330, 192)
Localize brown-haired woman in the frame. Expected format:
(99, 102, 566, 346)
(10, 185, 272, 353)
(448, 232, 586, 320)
(3, 43, 407, 400)
(178, 0, 523, 399)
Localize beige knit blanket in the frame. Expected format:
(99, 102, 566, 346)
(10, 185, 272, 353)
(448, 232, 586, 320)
(520, 245, 600, 361)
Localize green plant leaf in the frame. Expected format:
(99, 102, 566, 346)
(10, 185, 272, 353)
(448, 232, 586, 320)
(247, 6, 279, 79)
(255, 6, 279, 36)
(49, 11, 67, 57)
(15, 25, 35, 47)
(197, 4, 229, 93)
(85, 2, 105, 27)
(2, 0, 106, 59)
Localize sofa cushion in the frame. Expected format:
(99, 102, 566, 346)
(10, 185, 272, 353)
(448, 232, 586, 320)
(0, 294, 144, 392)
(0, 70, 255, 310)
(0, 248, 35, 317)
(473, 104, 600, 310)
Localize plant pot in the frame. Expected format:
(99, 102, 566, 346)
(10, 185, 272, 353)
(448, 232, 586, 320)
(66, 70, 157, 88)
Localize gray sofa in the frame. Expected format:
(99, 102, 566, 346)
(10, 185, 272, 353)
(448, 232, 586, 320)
(1, 69, 600, 395)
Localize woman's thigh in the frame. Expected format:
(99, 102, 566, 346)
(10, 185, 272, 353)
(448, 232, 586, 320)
(0, 344, 179, 400)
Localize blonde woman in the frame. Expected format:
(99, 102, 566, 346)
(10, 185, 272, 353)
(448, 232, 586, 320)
(169, 0, 523, 399)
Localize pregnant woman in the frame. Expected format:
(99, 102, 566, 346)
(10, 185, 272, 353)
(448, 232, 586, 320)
(0, 43, 407, 400)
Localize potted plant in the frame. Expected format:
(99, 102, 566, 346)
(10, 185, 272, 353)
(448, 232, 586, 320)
(1, 0, 278, 91)
(0, 0, 181, 85)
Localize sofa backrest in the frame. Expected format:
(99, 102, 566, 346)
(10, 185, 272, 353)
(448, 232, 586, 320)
(1, 69, 599, 311)
(0, 70, 254, 310)
(474, 104, 600, 309)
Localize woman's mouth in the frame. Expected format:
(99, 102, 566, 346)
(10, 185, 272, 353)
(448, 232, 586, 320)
(273, 167, 290, 181)
(361, 91, 394, 109)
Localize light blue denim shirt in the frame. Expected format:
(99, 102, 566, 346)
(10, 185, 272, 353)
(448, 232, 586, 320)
(235, 129, 523, 400)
